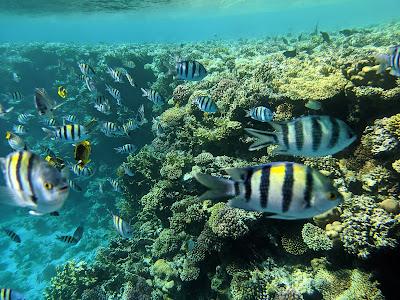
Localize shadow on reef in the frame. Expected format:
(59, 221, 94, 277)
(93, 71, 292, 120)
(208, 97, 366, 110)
(31, 21, 400, 299)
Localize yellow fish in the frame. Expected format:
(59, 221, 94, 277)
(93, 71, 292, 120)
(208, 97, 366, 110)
(58, 86, 67, 98)
(74, 140, 91, 166)
(45, 155, 66, 171)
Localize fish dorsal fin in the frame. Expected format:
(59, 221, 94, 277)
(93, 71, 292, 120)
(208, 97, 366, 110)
(266, 120, 286, 132)
(225, 167, 253, 181)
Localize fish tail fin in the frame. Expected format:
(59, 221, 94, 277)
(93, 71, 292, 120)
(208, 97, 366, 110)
(194, 173, 235, 201)
(375, 54, 390, 74)
(41, 127, 54, 138)
(245, 109, 251, 117)
(140, 88, 148, 97)
(114, 147, 122, 153)
(5, 106, 14, 113)
(245, 128, 278, 151)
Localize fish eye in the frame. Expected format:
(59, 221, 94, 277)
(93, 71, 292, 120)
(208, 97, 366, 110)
(327, 192, 337, 201)
(44, 182, 54, 190)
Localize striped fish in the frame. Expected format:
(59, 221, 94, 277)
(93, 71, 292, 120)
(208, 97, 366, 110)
(194, 162, 342, 219)
(107, 178, 122, 192)
(0, 288, 25, 300)
(101, 121, 118, 133)
(125, 72, 136, 87)
(56, 235, 79, 244)
(71, 163, 94, 177)
(63, 114, 77, 123)
(85, 76, 97, 93)
(141, 88, 164, 105)
(12, 125, 27, 135)
(122, 120, 138, 134)
(5, 132, 27, 151)
(114, 144, 137, 154)
(68, 179, 82, 192)
(176, 60, 207, 81)
(105, 84, 122, 105)
(95, 103, 111, 115)
(376, 45, 400, 76)
(0, 151, 69, 215)
(11, 91, 23, 101)
(42, 124, 87, 142)
(123, 60, 136, 69)
(136, 104, 146, 125)
(2, 228, 21, 243)
(95, 95, 108, 106)
(107, 66, 124, 83)
(17, 113, 33, 124)
(246, 106, 273, 122)
(111, 213, 133, 238)
(193, 96, 217, 113)
(78, 62, 95, 77)
(245, 115, 356, 157)
(41, 118, 57, 127)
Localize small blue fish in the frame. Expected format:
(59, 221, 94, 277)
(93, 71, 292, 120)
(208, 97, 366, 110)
(193, 96, 217, 113)
(245, 106, 273, 122)
(376, 45, 400, 76)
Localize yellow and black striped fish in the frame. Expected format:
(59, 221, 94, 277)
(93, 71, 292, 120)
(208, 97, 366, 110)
(42, 124, 87, 142)
(0, 151, 69, 215)
(57, 86, 67, 98)
(0, 288, 25, 300)
(111, 213, 133, 238)
(245, 115, 356, 157)
(194, 162, 342, 220)
(2, 228, 21, 243)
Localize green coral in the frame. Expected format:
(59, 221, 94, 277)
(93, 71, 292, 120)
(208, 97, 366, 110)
(312, 258, 383, 300)
(340, 195, 398, 259)
(301, 223, 333, 251)
(44, 261, 98, 300)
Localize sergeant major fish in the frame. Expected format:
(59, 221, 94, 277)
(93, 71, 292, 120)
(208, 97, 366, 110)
(176, 60, 207, 81)
(376, 45, 400, 76)
(105, 84, 122, 105)
(246, 106, 273, 122)
(110, 212, 133, 238)
(12, 125, 27, 135)
(17, 113, 33, 124)
(42, 124, 88, 142)
(78, 63, 95, 77)
(0, 151, 69, 215)
(106, 66, 124, 83)
(107, 178, 122, 192)
(2, 228, 21, 243)
(141, 88, 164, 106)
(193, 96, 217, 113)
(0, 288, 25, 300)
(194, 162, 342, 219)
(71, 163, 94, 177)
(245, 115, 356, 157)
(114, 144, 137, 154)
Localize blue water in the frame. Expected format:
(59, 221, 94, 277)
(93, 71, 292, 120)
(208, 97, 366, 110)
(0, 0, 398, 43)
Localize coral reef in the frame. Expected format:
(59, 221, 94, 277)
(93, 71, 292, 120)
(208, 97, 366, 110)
(25, 20, 400, 299)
